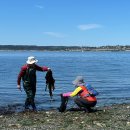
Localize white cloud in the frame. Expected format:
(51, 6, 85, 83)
(44, 32, 66, 38)
(35, 5, 44, 9)
(78, 24, 102, 30)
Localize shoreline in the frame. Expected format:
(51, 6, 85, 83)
(0, 103, 130, 130)
(0, 49, 130, 52)
(0, 45, 130, 52)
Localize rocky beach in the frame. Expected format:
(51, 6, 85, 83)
(0, 103, 130, 130)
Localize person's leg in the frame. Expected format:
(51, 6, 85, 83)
(31, 83, 36, 96)
(23, 85, 31, 109)
(24, 89, 33, 110)
(24, 84, 36, 110)
(74, 98, 96, 112)
(31, 86, 37, 111)
(74, 98, 85, 108)
(24, 98, 30, 109)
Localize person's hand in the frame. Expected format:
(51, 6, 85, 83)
(17, 85, 22, 92)
(62, 92, 72, 97)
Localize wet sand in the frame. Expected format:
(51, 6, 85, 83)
(0, 103, 130, 130)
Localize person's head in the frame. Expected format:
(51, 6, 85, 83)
(72, 76, 85, 87)
(26, 56, 38, 67)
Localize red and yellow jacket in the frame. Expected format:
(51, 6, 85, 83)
(70, 86, 97, 102)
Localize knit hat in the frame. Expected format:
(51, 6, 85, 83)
(26, 56, 38, 64)
(72, 76, 85, 86)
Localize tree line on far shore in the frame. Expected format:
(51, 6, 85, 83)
(0, 45, 130, 51)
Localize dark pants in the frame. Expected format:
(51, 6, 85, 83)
(23, 83, 36, 109)
(74, 98, 97, 112)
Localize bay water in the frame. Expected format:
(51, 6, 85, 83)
(0, 51, 130, 112)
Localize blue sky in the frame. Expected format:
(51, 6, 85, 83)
(0, 0, 130, 46)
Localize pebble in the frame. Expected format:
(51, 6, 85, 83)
(46, 112, 50, 114)
(127, 122, 130, 126)
(0, 115, 3, 118)
(93, 121, 106, 127)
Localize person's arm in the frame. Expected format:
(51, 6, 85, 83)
(70, 87, 82, 97)
(17, 65, 27, 90)
(35, 64, 49, 71)
(62, 87, 82, 97)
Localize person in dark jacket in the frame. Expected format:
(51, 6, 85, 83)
(17, 56, 50, 111)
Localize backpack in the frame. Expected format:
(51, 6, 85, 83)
(86, 84, 99, 96)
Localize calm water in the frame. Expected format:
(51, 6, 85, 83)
(0, 51, 130, 112)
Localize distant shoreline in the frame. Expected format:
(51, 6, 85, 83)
(0, 45, 130, 52)
(1, 50, 130, 52)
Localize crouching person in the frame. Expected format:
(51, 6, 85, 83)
(59, 76, 98, 112)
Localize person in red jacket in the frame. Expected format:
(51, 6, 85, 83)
(62, 76, 97, 112)
(17, 56, 50, 111)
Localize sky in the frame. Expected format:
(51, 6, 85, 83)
(0, 0, 130, 46)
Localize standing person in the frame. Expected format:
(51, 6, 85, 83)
(17, 56, 50, 111)
(59, 76, 97, 112)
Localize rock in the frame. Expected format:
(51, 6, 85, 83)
(93, 121, 106, 127)
(8, 124, 21, 128)
(0, 115, 3, 118)
(127, 122, 130, 126)
(81, 121, 84, 124)
(46, 112, 50, 114)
